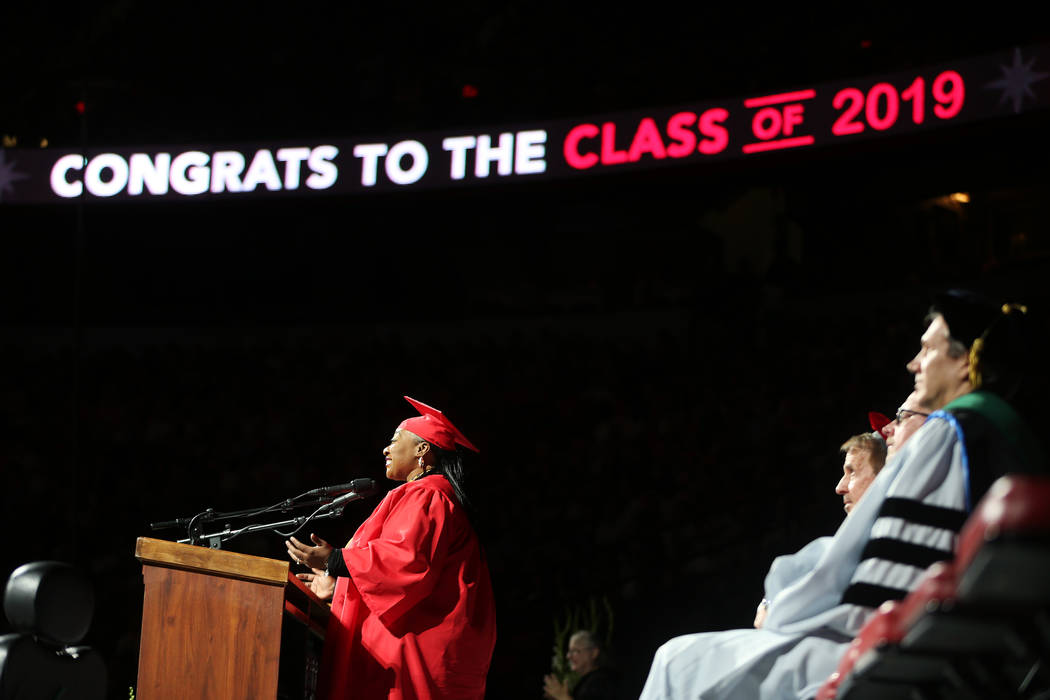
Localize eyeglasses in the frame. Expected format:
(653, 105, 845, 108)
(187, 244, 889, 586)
(896, 408, 929, 423)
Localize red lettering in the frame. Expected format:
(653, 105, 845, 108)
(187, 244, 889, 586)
(570, 112, 731, 168)
(752, 107, 783, 140)
(564, 124, 600, 169)
(666, 112, 697, 158)
(832, 88, 865, 135)
(933, 71, 964, 119)
(902, 77, 926, 124)
(600, 122, 628, 164)
(866, 82, 899, 130)
(627, 118, 668, 162)
(782, 104, 804, 135)
(698, 108, 729, 154)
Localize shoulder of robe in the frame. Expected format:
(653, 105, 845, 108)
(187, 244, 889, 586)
(401, 475, 458, 506)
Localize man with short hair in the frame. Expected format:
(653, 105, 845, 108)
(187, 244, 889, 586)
(756, 409, 922, 630)
(900, 290, 1043, 502)
(756, 428, 889, 629)
(835, 432, 887, 514)
(543, 630, 619, 700)
(639, 290, 1042, 700)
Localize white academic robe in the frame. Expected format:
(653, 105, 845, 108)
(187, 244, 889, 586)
(639, 411, 971, 700)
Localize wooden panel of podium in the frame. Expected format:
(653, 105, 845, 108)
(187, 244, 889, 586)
(135, 537, 330, 700)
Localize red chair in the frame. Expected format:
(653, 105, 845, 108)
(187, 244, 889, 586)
(815, 601, 901, 700)
(816, 474, 1050, 700)
(820, 566, 958, 700)
(954, 475, 1050, 607)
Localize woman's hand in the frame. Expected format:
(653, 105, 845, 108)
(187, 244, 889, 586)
(296, 568, 336, 601)
(542, 673, 571, 700)
(286, 533, 333, 571)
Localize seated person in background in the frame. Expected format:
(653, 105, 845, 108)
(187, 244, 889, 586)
(755, 419, 890, 629)
(543, 630, 619, 700)
(834, 431, 888, 515)
(883, 391, 929, 461)
(640, 289, 1038, 700)
(755, 396, 929, 628)
(834, 388, 932, 516)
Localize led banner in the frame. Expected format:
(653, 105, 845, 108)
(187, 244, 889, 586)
(1, 43, 1047, 205)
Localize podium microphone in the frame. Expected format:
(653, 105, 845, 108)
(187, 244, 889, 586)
(150, 516, 195, 530)
(307, 478, 377, 498)
(327, 479, 379, 508)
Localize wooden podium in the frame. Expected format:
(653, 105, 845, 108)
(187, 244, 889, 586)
(135, 537, 330, 700)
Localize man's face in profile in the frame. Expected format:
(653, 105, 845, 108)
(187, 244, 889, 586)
(835, 447, 877, 514)
(885, 392, 929, 459)
(908, 315, 970, 410)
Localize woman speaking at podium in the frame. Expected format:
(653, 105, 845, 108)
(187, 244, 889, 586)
(286, 396, 497, 699)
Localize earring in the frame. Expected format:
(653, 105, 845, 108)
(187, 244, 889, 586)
(418, 457, 425, 469)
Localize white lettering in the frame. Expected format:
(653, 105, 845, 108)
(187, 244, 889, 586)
(48, 144, 342, 199)
(170, 151, 211, 196)
(241, 150, 282, 192)
(50, 154, 86, 198)
(386, 140, 428, 185)
(515, 130, 547, 175)
(84, 153, 129, 197)
(306, 146, 338, 190)
(276, 147, 311, 190)
(442, 136, 476, 180)
(210, 151, 246, 193)
(353, 143, 388, 187)
(475, 133, 514, 178)
(128, 153, 171, 195)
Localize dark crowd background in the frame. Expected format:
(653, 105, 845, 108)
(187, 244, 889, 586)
(3, 7, 1050, 699)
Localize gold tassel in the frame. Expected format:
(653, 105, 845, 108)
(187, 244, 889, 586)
(970, 303, 1027, 387)
(968, 337, 984, 390)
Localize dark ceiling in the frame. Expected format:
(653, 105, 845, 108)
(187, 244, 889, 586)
(3, 6, 1047, 146)
(3, 8, 1049, 328)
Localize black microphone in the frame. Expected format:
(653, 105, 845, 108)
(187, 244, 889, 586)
(326, 479, 379, 508)
(305, 478, 376, 497)
(150, 516, 193, 530)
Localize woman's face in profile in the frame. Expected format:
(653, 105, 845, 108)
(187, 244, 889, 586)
(383, 429, 421, 481)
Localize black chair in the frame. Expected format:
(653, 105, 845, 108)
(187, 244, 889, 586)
(0, 561, 107, 700)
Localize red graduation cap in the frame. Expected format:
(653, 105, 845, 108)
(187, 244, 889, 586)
(397, 396, 479, 453)
(868, 411, 892, 439)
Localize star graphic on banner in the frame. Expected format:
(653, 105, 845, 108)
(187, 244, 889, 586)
(985, 47, 1049, 114)
(0, 149, 31, 203)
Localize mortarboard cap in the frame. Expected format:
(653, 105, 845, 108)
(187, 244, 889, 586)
(929, 289, 999, 350)
(929, 288, 1029, 395)
(397, 396, 479, 453)
(868, 411, 892, 439)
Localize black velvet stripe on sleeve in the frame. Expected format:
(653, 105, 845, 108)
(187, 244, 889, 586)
(841, 581, 910, 608)
(326, 548, 350, 578)
(877, 497, 968, 532)
(859, 538, 954, 570)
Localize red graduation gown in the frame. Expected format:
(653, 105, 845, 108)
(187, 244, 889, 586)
(318, 476, 497, 700)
